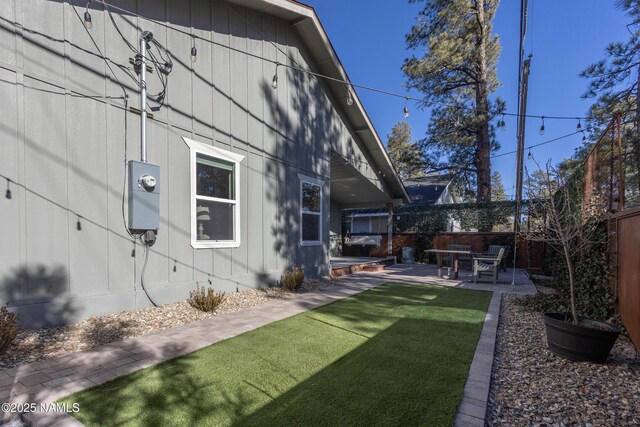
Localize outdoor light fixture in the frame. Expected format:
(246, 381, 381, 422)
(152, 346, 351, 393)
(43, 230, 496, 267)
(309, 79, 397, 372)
(577, 119, 582, 132)
(271, 63, 279, 89)
(83, 9, 93, 29)
(539, 116, 545, 135)
(528, 149, 532, 160)
(346, 87, 354, 106)
(77, 217, 82, 231)
(404, 97, 409, 118)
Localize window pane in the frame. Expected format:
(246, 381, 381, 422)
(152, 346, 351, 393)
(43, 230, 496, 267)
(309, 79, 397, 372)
(195, 200, 234, 241)
(352, 217, 370, 233)
(302, 213, 320, 242)
(196, 153, 234, 200)
(371, 217, 387, 233)
(302, 183, 320, 213)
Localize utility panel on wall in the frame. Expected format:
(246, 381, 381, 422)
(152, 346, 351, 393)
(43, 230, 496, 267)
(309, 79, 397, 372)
(128, 160, 160, 232)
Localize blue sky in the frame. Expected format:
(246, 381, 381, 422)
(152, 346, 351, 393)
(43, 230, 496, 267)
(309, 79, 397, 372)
(303, 0, 630, 198)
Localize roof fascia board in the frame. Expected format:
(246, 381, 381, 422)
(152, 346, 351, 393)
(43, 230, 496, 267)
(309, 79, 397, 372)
(225, 0, 409, 203)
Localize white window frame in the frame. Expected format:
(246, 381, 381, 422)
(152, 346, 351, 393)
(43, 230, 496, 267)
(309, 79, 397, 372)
(183, 137, 244, 249)
(350, 213, 387, 234)
(298, 173, 324, 246)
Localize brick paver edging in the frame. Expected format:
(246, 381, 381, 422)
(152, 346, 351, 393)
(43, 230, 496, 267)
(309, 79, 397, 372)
(11, 276, 386, 427)
(454, 292, 502, 427)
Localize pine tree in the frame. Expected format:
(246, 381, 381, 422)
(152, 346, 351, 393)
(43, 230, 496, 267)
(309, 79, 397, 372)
(386, 121, 425, 179)
(403, 0, 504, 203)
(491, 171, 506, 201)
(581, 0, 640, 194)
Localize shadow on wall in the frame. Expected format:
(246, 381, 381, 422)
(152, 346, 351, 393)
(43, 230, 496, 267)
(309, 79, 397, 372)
(261, 59, 337, 279)
(1, 264, 78, 328)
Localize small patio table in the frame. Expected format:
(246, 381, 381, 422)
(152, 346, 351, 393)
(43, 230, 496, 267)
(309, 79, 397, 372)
(425, 248, 474, 280)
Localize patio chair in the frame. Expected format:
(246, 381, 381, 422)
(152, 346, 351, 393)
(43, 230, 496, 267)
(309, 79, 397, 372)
(473, 248, 505, 284)
(487, 245, 509, 272)
(447, 244, 472, 270)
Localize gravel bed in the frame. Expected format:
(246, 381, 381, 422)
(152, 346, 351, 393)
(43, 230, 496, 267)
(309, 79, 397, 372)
(487, 295, 640, 426)
(0, 278, 336, 370)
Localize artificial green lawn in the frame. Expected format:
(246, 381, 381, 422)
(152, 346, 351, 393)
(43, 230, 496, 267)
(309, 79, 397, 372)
(61, 283, 491, 426)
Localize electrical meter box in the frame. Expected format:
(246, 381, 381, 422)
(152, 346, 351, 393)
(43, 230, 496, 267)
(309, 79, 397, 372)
(128, 160, 160, 232)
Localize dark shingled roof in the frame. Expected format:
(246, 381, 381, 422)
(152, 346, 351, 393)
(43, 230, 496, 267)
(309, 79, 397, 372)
(403, 176, 452, 205)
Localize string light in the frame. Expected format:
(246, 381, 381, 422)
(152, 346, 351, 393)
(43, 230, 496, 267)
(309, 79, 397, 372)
(190, 36, 197, 63)
(76, 216, 82, 231)
(346, 86, 354, 106)
(5, 178, 11, 199)
(539, 116, 545, 135)
(527, 149, 532, 160)
(83, 2, 93, 29)
(271, 63, 279, 89)
(78, 0, 590, 124)
(403, 97, 409, 119)
(577, 119, 582, 132)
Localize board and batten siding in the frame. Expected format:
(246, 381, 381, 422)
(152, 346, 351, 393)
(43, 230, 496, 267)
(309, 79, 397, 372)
(0, 0, 381, 326)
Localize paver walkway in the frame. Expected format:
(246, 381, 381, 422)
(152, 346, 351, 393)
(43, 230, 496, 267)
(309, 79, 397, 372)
(1, 265, 535, 427)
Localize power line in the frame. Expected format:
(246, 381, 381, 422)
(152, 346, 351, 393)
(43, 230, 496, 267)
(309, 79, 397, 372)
(88, 0, 589, 122)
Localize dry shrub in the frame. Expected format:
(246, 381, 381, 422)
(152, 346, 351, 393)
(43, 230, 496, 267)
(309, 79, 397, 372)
(0, 305, 19, 354)
(188, 284, 226, 312)
(281, 267, 304, 292)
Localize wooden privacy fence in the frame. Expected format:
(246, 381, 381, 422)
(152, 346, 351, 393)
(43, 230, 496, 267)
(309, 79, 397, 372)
(610, 207, 640, 348)
(342, 232, 544, 270)
(430, 232, 544, 270)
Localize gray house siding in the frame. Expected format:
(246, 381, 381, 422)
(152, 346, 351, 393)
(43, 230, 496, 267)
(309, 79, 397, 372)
(0, 0, 387, 327)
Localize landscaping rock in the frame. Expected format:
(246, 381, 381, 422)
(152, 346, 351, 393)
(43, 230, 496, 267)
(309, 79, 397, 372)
(487, 295, 640, 426)
(0, 278, 337, 370)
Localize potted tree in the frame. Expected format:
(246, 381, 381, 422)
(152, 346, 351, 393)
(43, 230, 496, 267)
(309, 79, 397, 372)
(525, 161, 619, 363)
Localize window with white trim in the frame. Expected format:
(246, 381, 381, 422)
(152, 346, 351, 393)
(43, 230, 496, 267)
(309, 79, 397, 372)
(299, 174, 323, 245)
(184, 137, 244, 249)
(351, 214, 387, 234)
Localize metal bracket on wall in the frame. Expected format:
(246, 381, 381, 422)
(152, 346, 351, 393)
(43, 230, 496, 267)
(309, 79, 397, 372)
(129, 57, 153, 73)
(129, 106, 154, 119)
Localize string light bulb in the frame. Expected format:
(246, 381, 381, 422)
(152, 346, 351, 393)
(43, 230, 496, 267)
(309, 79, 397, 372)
(76, 217, 82, 231)
(539, 116, 545, 135)
(403, 97, 409, 119)
(527, 149, 532, 160)
(83, 7, 93, 29)
(271, 63, 279, 89)
(576, 119, 582, 132)
(190, 42, 197, 63)
(346, 86, 354, 106)
(5, 178, 11, 200)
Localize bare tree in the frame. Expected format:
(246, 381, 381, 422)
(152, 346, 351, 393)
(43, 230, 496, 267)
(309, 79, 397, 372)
(525, 160, 608, 324)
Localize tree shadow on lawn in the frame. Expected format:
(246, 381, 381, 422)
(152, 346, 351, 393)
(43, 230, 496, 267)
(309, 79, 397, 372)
(302, 284, 491, 337)
(61, 284, 490, 427)
(233, 317, 484, 427)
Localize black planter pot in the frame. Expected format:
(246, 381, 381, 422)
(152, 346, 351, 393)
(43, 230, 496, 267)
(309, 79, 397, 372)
(543, 312, 620, 363)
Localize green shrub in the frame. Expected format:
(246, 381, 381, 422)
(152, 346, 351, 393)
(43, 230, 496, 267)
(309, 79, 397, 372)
(518, 222, 615, 321)
(281, 267, 304, 292)
(0, 305, 19, 354)
(188, 284, 226, 312)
